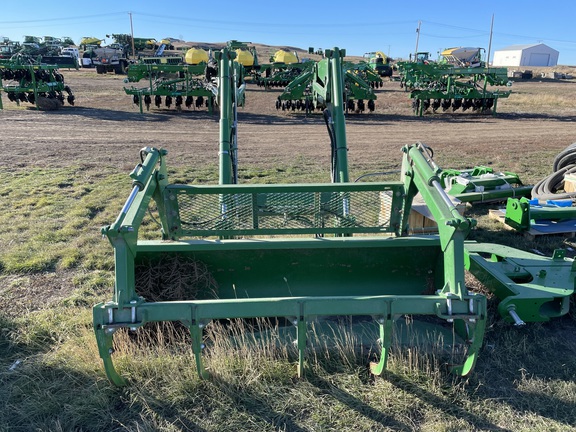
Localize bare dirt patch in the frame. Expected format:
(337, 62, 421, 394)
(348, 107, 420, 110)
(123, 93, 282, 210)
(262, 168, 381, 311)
(1, 68, 574, 187)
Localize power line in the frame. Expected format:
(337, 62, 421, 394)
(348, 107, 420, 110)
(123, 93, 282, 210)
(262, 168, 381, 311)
(0, 12, 128, 25)
(421, 19, 576, 46)
(133, 12, 414, 29)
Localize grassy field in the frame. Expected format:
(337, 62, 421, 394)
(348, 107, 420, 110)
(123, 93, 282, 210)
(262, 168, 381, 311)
(1, 68, 576, 431)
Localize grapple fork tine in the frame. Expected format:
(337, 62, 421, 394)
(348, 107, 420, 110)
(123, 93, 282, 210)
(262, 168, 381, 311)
(190, 324, 210, 380)
(369, 317, 393, 376)
(296, 319, 307, 378)
(93, 306, 126, 386)
(449, 318, 487, 377)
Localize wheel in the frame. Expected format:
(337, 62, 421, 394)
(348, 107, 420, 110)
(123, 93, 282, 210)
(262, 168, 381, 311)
(96, 65, 105, 74)
(114, 62, 126, 75)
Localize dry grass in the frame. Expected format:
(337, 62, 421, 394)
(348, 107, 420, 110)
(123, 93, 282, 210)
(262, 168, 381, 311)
(135, 255, 219, 302)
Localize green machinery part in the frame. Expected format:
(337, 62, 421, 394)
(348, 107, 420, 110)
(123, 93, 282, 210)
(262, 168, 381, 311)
(123, 61, 218, 113)
(0, 56, 75, 109)
(440, 166, 533, 203)
(346, 61, 384, 89)
(397, 61, 511, 116)
(363, 51, 393, 78)
(255, 61, 313, 89)
(505, 197, 576, 231)
(93, 48, 574, 386)
(276, 49, 376, 114)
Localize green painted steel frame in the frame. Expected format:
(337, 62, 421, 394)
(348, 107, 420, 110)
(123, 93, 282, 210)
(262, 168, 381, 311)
(94, 142, 488, 385)
(505, 197, 576, 231)
(96, 48, 554, 386)
(162, 182, 407, 238)
(0, 62, 71, 109)
(398, 62, 511, 117)
(123, 62, 217, 114)
(465, 242, 575, 324)
(278, 49, 376, 113)
(440, 167, 533, 203)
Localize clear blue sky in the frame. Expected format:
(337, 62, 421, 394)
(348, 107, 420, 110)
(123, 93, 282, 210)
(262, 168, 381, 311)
(1, 0, 575, 65)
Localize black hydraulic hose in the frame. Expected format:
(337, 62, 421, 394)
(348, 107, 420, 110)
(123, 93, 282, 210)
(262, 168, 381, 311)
(532, 142, 576, 201)
(323, 109, 337, 183)
(553, 142, 576, 171)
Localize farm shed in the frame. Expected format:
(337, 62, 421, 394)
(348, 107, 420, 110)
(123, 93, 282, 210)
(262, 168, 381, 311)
(492, 43, 559, 67)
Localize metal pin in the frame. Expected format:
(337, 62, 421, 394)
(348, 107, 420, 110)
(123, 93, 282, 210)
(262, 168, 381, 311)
(508, 309, 526, 326)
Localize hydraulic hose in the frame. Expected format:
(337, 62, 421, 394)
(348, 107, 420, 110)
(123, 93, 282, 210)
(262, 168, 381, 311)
(531, 142, 576, 201)
(323, 109, 338, 183)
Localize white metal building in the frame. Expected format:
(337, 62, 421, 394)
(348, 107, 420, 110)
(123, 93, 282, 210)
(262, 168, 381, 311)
(492, 43, 559, 67)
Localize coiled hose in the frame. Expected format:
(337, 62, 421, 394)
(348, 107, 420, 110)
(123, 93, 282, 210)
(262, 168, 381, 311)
(531, 142, 576, 201)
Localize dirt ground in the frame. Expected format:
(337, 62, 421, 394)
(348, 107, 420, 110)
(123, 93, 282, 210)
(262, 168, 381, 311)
(1, 67, 575, 186)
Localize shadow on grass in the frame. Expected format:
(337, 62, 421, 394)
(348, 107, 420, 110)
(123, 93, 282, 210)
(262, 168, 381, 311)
(0, 312, 207, 431)
(205, 374, 310, 432)
(309, 374, 412, 431)
(469, 318, 576, 428)
(384, 371, 514, 432)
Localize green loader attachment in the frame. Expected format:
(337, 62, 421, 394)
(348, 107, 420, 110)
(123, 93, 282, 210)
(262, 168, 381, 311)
(94, 48, 575, 386)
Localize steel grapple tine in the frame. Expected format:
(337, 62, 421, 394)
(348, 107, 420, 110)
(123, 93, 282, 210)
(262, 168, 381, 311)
(449, 317, 487, 377)
(296, 319, 307, 378)
(190, 324, 210, 380)
(369, 317, 393, 376)
(93, 305, 126, 386)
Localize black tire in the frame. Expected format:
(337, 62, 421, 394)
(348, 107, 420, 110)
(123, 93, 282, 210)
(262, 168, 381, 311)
(96, 65, 105, 74)
(114, 61, 127, 75)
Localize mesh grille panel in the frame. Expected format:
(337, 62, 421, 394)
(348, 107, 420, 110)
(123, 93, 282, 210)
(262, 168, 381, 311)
(170, 187, 401, 237)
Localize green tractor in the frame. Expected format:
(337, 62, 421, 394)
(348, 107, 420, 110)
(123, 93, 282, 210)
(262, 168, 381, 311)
(364, 51, 393, 77)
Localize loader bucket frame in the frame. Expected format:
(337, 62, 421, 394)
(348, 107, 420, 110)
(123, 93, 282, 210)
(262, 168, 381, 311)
(93, 143, 487, 386)
(94, 48, 574, 386)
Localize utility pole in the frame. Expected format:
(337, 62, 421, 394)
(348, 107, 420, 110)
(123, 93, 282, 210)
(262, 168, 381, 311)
(487, 14, 494, 69)
(129, 12, 136, 58)
(414, 20, 421, 60)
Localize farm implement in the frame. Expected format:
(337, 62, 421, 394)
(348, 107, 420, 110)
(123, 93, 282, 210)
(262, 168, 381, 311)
(255, 61, 312, 89)
(504, 197, 576, 232)
(397, 48, 511, 116)
(124, 61, 218, 113)
(0, 55, 75, 109)
(253, 49, 307, 88)
(363, 51, 393, 78)
(94, 48, 575, 386)
(125, 43, 247, 114)
(276, 48, 376, 113)
(347, 61, 384, 89)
